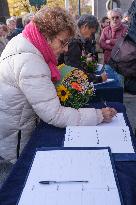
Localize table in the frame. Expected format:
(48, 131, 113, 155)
(94, 65, 124, 103)
(0, 102, 136, 205)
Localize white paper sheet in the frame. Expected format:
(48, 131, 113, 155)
(96, 64, 104, 72)
(99, 113, 126, 127)
(18, 149, 122, 205)
(64, 125, 134, 153)
(94, 78, 115, 85)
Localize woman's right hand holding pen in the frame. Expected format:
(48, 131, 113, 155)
(101, 72, 108, 82)
(101, 107, 117, 123)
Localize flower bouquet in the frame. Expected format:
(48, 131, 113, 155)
(80, 53, 98, 74)
(55, 64, 95, 109)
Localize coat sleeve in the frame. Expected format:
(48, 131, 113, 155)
(99, 29, 113, 50)
(18, 55, 103, 128)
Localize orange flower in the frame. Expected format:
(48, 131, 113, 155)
(71, 82, 82, 91)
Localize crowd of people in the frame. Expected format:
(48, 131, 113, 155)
(0, 1, 135, 163)
(0, 13, 34, 55)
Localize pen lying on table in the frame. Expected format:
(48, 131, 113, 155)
(39, 180, 89, 185)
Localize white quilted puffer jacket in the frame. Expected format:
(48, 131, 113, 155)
(0, 34, 103, 163)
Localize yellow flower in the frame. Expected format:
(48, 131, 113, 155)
(82, 74, 88, 80)
(57, 85, 71, 102)
(78, 70, 84, 75)
(87, 88, 94, 95)
(57, 64, 65, 70)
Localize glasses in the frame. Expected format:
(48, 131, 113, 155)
(57, 37, 69, 48)
(111, 16, 120, 20)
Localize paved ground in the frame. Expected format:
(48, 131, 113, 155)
(0, 93, 135, 189)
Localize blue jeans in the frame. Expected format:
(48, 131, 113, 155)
(104, 64, 124, 87)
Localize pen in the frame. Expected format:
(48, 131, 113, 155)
(100, 98, 108, 108)
(103, 100, 107, 107)
(39, 180, 88, 185)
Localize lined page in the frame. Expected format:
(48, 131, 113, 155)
(18, 149, 122, 205)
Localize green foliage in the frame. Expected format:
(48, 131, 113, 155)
(8, 0, 92, 16)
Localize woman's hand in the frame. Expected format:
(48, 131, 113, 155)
(101, 72, 108, 82)
(101, 107, 117, 123)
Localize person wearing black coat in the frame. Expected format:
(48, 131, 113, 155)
(58, 14, 107, 84)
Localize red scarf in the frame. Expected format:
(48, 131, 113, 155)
(22, 21, 60, 82)
(111, 22, 123, 39)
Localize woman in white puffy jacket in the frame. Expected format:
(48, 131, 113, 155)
(0, 7, 117, 163)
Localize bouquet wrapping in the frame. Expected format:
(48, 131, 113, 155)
(55, 64, 95, 109)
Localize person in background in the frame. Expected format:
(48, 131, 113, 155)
(58, 14, 107, 83)
(95, 16, 110, 63)
(0, 7, 117, 163)
(100, 16, 110, 32)
(122, 11, 131, 27)
(22, 13, 35, 27)
(10, 16, 17, 21)
(7, 17, 24, 40)
(6, 18, 16, 40)
(100, 8, 128, 65)
(100, 8, 128, 86)
(0, 24, 8, 39)
(0, 16, 6, 24)
(0, 24, 8, 56)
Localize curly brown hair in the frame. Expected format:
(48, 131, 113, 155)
(33, 6, 76, 40)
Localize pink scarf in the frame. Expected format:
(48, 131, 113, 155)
(111, 22, 123, 39)
(22, 21, 60, 82)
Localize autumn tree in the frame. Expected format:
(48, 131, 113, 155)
(8, 0, 32, 16)
(47, 0, 64, 8)
(7, 0, 92, 16)
(47, 0, 92, 15)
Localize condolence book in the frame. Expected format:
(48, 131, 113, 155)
(18, 148, 124, 205)
(64, 114, 134, 153)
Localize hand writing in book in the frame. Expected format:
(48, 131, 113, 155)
(101, 72, 108, 82)
(101, 107, 117, 122)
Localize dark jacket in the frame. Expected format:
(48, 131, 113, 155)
(128, 0, 136, 44)
(63, 37, 83, 68)
(7, 28, 23, 41)
(84, 35, 97, 55)
(58, 37, 101, 83)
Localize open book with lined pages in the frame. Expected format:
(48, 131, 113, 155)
(17, 148, 124, 205)
(64, 113, 135, 153)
